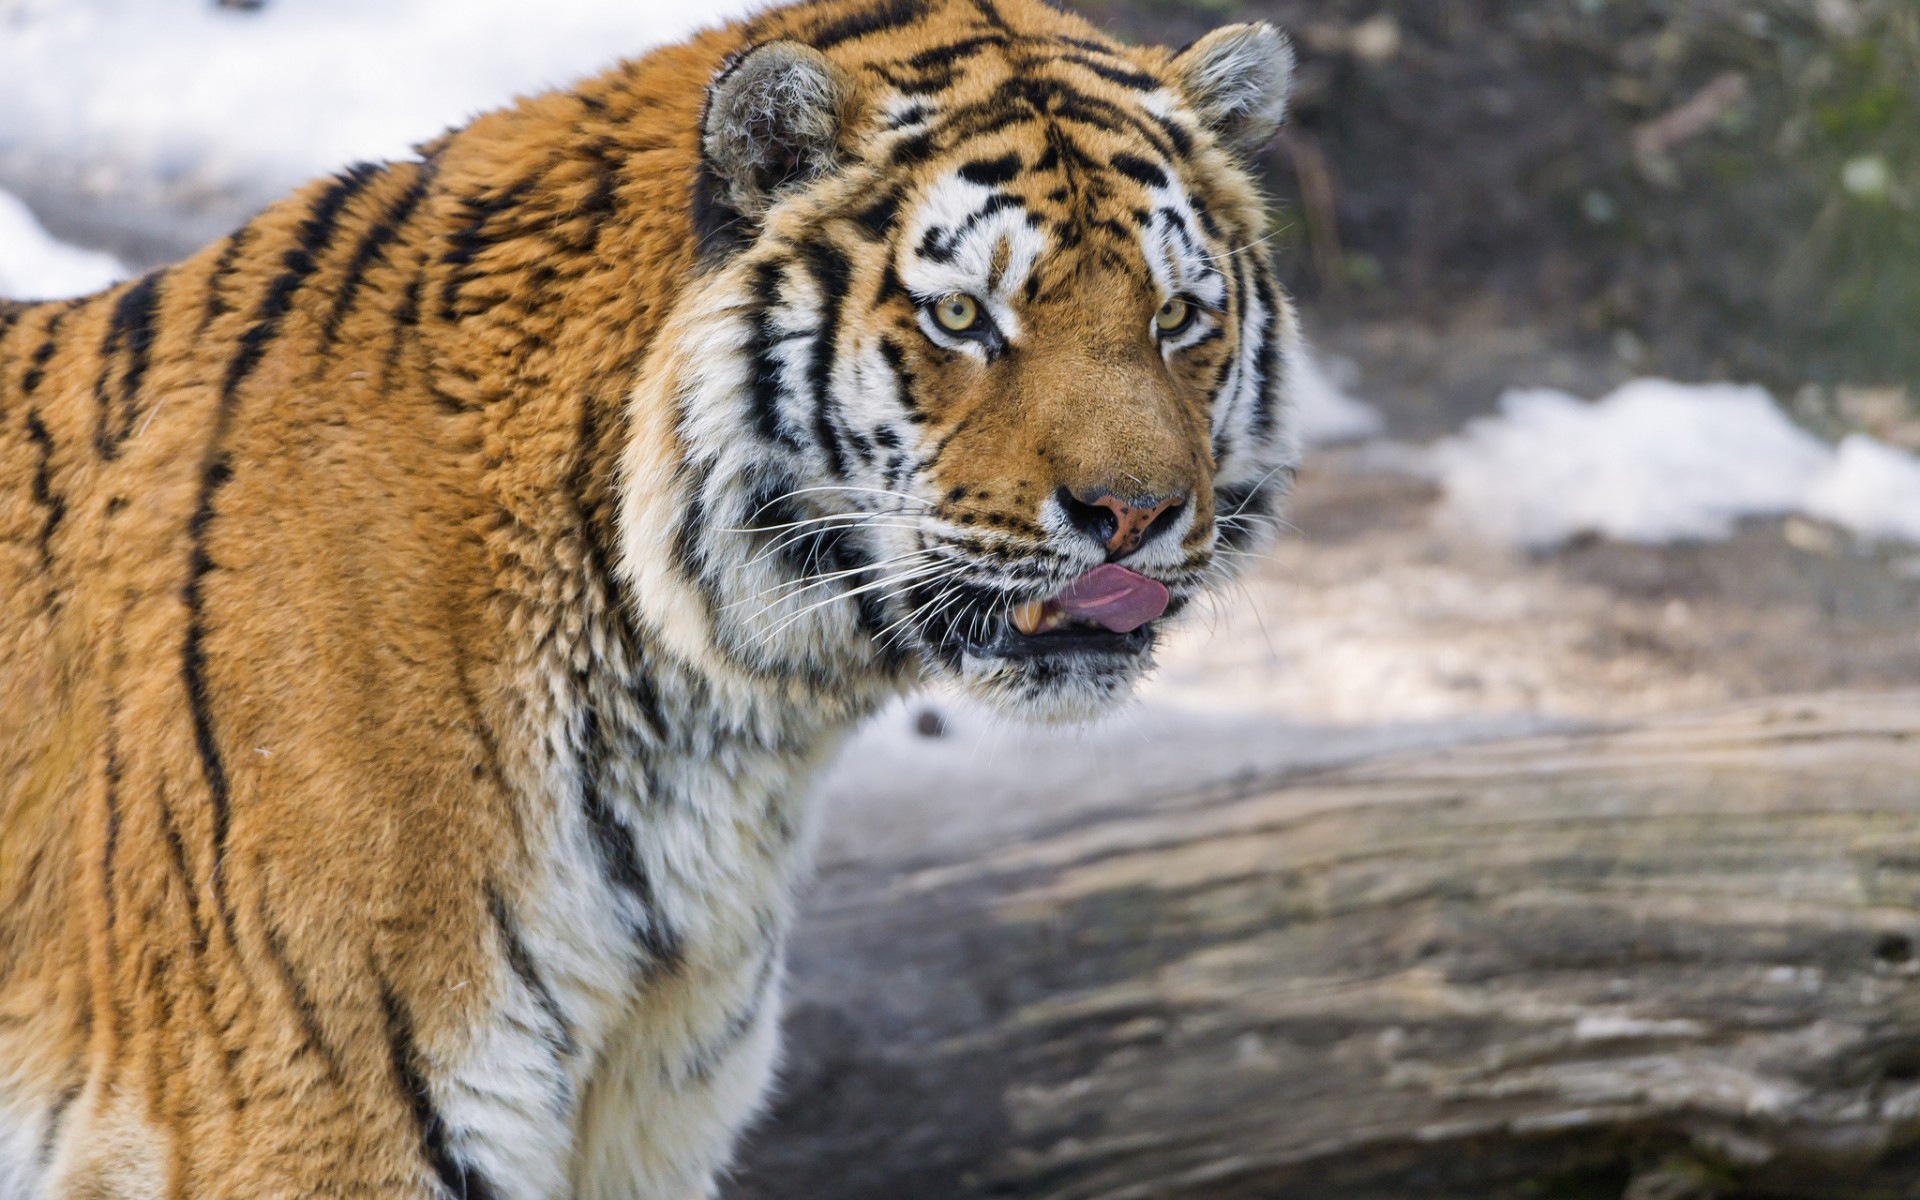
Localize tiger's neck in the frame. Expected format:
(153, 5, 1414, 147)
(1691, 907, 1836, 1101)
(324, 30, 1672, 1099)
(410, 26, 912, 858)
(420, 37, 914, 1132)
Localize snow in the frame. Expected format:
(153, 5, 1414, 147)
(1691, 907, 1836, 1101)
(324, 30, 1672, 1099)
(0, 187, 127, 300)
(1426, 379, 1920, 549)
(1291, 346, 1386, 448)
(0, 0, 766, 204)
(1804, 435, 1920, 545)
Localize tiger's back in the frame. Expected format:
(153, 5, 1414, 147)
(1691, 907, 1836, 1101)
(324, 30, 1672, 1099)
(0, 1, 1302, 1196)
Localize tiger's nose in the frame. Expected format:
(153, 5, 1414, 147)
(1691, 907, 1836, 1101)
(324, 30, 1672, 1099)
(1055, 487, 1188, 558)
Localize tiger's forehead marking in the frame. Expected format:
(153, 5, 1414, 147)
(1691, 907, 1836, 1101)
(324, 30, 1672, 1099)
(893, 132, 1228, 330)
(817, 18, 1253, 336)
(897, 157, 1049, 327)
(1130, 168, 1229, 310)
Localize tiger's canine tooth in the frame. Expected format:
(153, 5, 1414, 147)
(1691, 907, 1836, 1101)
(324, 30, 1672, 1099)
(1011, 600, 1046, 636)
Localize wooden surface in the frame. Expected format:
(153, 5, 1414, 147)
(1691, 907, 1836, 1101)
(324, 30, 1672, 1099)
(731, 691, 1920, 1199)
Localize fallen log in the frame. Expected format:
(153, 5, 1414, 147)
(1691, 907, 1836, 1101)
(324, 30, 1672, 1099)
(731, 691, 1920, 1200)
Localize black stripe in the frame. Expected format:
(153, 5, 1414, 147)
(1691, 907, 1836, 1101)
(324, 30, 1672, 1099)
(318, 162, 434, 356)
(742, 260, 801, 449)
(1151, 110, 1194, 159)
(685, 952, 778, 1084)
(20, 307, 69, 396)
(452, 644, 514, 805)
(905, 34, 1007, 71)
(1153, 206, 1210, 281)
(92, 271, 163, 460)
(488, 887, 577, 1058)
(745, 460, 887, 642)
(885, 101, 932, 130)
(887, 64, 961, 98)
(101, 719, 121, 934)
(578, 709, 682, 966)
(184, 164, 378, 952)
(179, 456, 234, 917)
(379, 976, 497, 1200)
(222, 164, 380, 402)
(669, 466, 713, 589)
(380, 253, 428, 394)
(1110, 152, 1168, 190)
(155, 800, 208, 943)
(1066, 54, 1158, 92)
(570, 401, 668, 743)
(438, 171, 543, 322)
(37, 1083, 82, 1167)
(1214, 482, 1276, 552)
(948, 98, 1041, 145)
(887, 129, 938, 167)
(853, 191, 901, 240)
(669, 455, 859, 690)
(198, 230, 250, 334)
(808, 0, 925, 50)
(916, 192, 1021, 264)
(876, 337, 920, 419)
(149, 800, 231, 1070)
(739, 469, 829, 585)
(24, 410, 62, 577)
(0, 301, 25, 350)
(257, 870, 347, 1084)
(690, 160, 747, 263)
(1187, 189, 1224, 240)
(800, 240, 853, 479)
(957, 152, 1022, 187)
(1249, 269, 1281, 440)
(1211, 252, 1252, 464)
(1053, 34, 1119, 55)
(939, 71, 1181, 168)
(971, 0, 1013, 33)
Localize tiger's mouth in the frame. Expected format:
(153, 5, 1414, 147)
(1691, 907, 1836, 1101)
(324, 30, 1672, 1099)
(964, 563, 1169, 660)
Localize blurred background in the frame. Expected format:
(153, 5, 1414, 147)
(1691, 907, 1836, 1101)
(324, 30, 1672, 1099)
(4, 1, 1918, 1195)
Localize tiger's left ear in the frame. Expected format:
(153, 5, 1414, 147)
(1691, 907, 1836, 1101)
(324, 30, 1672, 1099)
(697, 41, 850, 251)
(1170, 23, 1295, 156)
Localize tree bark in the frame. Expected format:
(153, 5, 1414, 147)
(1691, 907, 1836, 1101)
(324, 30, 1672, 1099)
(731, 691, 1920, 1200)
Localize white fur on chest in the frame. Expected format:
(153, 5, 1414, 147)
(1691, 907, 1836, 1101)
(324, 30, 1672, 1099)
(568, 733, 836, 1200)
(434, 684, 848, 1200)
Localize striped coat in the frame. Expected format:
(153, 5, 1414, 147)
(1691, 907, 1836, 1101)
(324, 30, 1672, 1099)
(0, 1, 1299, 1195)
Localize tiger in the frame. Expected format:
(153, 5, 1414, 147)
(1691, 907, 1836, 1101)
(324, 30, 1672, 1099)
(0, 0, 1301, 1195)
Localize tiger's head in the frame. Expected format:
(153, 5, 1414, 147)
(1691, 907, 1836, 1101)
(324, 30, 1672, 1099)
(635, 0, 1299, 723)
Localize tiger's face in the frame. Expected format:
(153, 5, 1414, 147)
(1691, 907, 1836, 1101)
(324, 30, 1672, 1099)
(663, 4, 1298, 722)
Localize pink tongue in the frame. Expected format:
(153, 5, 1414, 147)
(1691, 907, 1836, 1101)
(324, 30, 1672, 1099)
(1051, 564, 1170, 633)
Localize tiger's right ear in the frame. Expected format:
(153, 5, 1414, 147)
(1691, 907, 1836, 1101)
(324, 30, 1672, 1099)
(1170, 23, 1295, 157)
(696, 41, 850, 255)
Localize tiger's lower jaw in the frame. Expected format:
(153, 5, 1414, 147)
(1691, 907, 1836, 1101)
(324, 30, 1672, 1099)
(939, 620, 1162, 724)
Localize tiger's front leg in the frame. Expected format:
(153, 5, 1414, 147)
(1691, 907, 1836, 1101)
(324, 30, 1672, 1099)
(572, 961, 787, 1200)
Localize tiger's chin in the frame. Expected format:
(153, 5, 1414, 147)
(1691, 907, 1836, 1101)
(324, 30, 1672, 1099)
(941, 621, 1162, 725)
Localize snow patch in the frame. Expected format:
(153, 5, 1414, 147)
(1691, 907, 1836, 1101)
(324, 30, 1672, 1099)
(1805, 435, 1920, 545)
(0, 187, 127, 300)
(0, 0, 765, 203)
(1426, 379, 1920, 549)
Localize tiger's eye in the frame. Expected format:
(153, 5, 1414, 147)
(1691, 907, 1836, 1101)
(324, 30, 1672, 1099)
(934, 294, 981, 333)
(1154, 297, 1192, 334)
